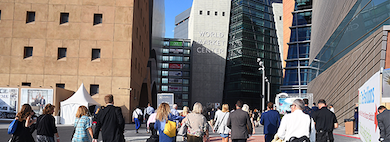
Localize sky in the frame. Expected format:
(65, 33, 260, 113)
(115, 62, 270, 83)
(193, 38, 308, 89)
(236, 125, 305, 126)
(164, 0, 193, 38)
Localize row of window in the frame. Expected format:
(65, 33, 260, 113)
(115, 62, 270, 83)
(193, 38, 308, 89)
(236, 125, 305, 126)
(23, 47, 101, 60)
(22, 11, 103, 25)
(21, 82, 99, 95)
(199, 10, 226, 16)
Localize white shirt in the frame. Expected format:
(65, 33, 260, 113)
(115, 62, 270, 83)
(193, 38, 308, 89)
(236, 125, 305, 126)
(277, 110, 315, 141)
(132, 108, 143, 119)
(214, 111, 231, 134)
(329, 107, 334, 113)
(214, 109, 222, 121)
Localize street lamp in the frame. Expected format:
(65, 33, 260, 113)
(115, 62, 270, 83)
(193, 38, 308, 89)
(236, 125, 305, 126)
(265, 77, 270, 103)
(257, 58, 265, 112)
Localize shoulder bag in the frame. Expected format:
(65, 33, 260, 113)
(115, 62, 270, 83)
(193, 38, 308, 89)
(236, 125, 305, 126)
(8, 119, 18, 134)
(71, 118, 81, 140)
(213, 112, 227, 132)
(163, 120, 177, 137)
(178, 118, 188, 136)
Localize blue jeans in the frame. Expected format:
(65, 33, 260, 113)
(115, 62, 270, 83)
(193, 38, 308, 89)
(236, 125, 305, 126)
(134, 118, 141, 130)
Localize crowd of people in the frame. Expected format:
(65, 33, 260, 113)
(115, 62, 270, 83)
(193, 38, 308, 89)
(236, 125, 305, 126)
(9, 95, 347, 142)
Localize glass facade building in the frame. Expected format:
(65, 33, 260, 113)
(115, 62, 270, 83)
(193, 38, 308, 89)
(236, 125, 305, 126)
(159, 39, 192, 108)
(281, 0, 314, 95)
(224, 0, 283, 109)
(310, 0, 390, 80)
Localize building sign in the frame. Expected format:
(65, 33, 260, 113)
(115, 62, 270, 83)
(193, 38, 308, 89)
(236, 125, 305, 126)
(170, 41, 183, 47)
(169, 49, 183, 54)
(21, 88, 54, 115)
(169, 71, 182, 76)
(0, 88, 18, 119)
(358, 71, 380, 142)
(169, 79, 182, 84)
(157, 93, 174, 108)
(194, 31, 227, 55)
(169, 86, 182, 91)
(169, 63, 182, 69)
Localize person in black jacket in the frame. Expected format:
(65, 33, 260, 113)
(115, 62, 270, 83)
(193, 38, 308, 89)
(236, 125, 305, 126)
(10, 104, 36, 142)
(93, 94, 125, 142)
(36, 104, 59, 142)
(227, 100, 253, 142)
(377, 106, 390, 142)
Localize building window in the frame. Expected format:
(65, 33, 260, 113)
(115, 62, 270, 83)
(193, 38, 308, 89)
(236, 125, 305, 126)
(162, 49, 169, 53)
(93, 14, 102, 25)
(22, 82, 31, 87)
(183, 87, 188, 91)
(24, 47, 33, 59)
(184, 57, 190, 62)
(162, 63, 169, 68)
(91, 49, 100, 60)
(161, 85, 168, 91)
(0, 10, 2, 20)
(90, 84, 99, 96)
(222, 12, 225, 16)
(56, 83, 65, 88)
(182, 94, 188, 99)
(26, 11, 35, 23)
(183, 79, 189, 84)
(162, 56, 169, 61)
(162, 71, 168, 76)
(215, 11, 218, 16)
(162, 78, 168, 84)
(58, 48, 67, 60)
(207, 11, 210, 15)
(184, 49, 190, 54)
(184, 42, 191, 47)
(60, 13, 69, 24)
(279, 16, 282, 20)
(199, 10, 202, 15)
(163, 41, 169, 46)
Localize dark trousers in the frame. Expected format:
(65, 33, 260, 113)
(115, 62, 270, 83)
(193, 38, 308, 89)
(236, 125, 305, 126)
(187, 135, 202, 142)
(232, 139, 247, 142)
(149, 123, 157, 135)
(145, 114, 150, 127)
(316, 131, 334, 142)
(265, 134, 275, 142)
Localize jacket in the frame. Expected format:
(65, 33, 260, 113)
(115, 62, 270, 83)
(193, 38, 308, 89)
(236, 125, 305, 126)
(227, 109, 253, 140)
(93, 105, 125, 142)
(378, 110, 390, 142)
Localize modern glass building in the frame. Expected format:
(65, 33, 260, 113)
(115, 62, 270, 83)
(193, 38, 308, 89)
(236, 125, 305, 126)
(224, 0, 283, 109)
(159, 39, 192, 108)
(281, 0, 314, 95)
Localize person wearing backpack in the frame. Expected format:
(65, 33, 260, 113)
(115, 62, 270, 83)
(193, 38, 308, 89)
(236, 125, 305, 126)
(276, 99, 315, 142)
(132, 106, 143, 133)
(10, 104, 36, 142)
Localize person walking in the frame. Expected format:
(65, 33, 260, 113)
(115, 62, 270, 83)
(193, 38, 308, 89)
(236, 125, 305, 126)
(312, 99, 338, 142)
(10, 104, 36, 142)
(329, 104, 334, 113)
(183, 102, 209, 142)
(72, 106, 93, 142)
(277, 99, 315, 141)
(93, 94, 125, 142)
(147, 112, 157, 135)
(213, 104, 231, 142)
(36, 104, 60, 142)
(302, 98, 313, 115)
(242, 104, 255, 136)
(260, 102, 280, 142)
(227, 100, 253, 142)
(145, 102, 155, 133)
(377, 106, 390, 142)
(171, 104, 180, 116)
(154, 103, 183, 142)
(132, 106, 143, 133)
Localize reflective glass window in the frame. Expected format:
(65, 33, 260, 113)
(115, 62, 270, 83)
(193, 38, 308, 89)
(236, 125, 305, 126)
(162, 56, 169, 61)
(162, 49, 169, 53)
(161, 86, 168, 91)
(162, 71, 168, 76)
(287, 44, 298, 59)
(183, 79, 189, 84)
(283, 69, 299, 85)
(286, 61, 298, 67)
(298, 27, 311, 41)
(162, 78, 168, 84)
(161, 63, 169, 68)
(298, 43, 310, 58)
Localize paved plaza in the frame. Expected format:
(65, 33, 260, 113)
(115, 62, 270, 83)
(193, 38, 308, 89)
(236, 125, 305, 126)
(0, 122, 362, 142)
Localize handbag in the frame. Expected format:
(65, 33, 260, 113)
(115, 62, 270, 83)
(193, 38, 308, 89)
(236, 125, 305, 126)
(163, 120, 177, 137)
(8, 119, 18, 134)
(71, 119, 81, 140)
(177, 122, 187, 136)
(214, 112, 227, 132)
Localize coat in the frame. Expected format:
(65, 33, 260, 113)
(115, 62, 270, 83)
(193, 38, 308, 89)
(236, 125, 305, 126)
(93, 105, 125, 142)
(227, 109, 253, 140)
(378, 110, 390, 142)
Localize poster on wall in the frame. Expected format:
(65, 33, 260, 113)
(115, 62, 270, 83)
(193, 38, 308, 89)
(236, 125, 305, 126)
(358, 71, 380, 142)
(21, 88, 54, 115)
(0, 88, 18, 119)
(169, 79, 182, 84)
(169, 64, 183, 69)
(169, 86, 182, 92)
(169, 49, 183, 54)
(169, 71, 182, 76)
(157, 93, 174, 108)
(278, 98, 297, 114)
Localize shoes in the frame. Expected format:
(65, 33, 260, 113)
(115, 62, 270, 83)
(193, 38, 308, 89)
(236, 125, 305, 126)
(136, 130, 138, 133)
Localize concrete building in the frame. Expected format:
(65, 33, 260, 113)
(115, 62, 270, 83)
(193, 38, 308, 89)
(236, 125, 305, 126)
(0, 0, 163, 123)
(173, 0, 231, 106)
(308, 0, 390, 124)
(272, 1, 283, 64)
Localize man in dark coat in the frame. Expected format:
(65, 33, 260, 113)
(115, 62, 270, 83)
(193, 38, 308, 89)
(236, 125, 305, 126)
(227, 100, 253, 142)
(93, 94, 125, 142)
(377, 106, 390, 142)
(260, 102, 280, 142)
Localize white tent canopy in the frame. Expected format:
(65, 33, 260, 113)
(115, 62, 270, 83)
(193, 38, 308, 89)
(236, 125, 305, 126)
(60, 83, 100, 124)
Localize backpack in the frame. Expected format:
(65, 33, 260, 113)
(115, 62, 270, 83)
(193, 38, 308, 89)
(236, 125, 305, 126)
(146, 135, 159, 142)
(288, 136, 310, 142)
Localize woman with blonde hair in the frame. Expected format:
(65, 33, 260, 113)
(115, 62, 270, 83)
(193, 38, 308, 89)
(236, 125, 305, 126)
(213, 104, 231, 142)
(242, 104, 255, 136)
(36, 104, 60, 142)
(71, 106, 93, 142)
(182, 106, 189, 117)
(183, 102, 209, 142)
(154, 103, 183, 142)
